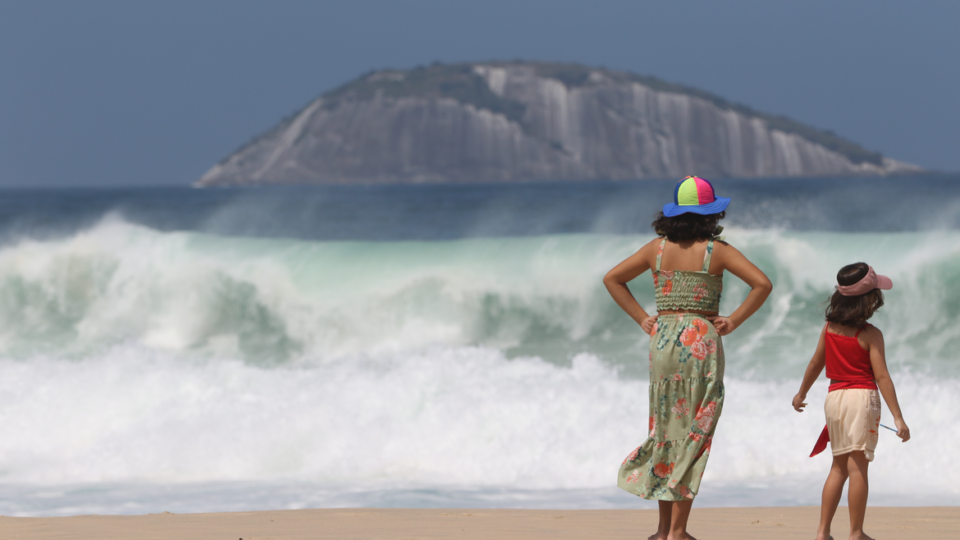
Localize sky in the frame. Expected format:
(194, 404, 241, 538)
(1, 0, 957, 187)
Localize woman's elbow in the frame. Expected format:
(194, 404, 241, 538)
(603, 270, 625, 287)
(756, 277, 773, 294)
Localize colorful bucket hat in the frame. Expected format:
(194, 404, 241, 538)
(662, 176, 731, 217)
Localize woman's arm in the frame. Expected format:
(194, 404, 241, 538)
(709, 243, 773, 335)
(603, 239, 658, 333)
(793, 325, 827, 412)
(865, 327, 910, 442)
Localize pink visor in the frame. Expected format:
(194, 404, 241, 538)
(836, 266, 893, 296)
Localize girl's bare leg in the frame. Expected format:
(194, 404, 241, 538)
(846, 451, 873, 540)
(666, 500, 697, 540)
(817, 454, 848, 540)
(649, 501, 671, 540)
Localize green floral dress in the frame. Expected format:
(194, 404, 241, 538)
(617, 238, 725, 501)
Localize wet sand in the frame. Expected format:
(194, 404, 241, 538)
(0, 506, 956, 539)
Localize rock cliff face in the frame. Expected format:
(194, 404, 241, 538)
(196, 62, 920, 186)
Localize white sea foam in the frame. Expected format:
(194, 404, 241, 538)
(0, 345, 955, 515)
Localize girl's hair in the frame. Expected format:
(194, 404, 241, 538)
(651, 211, 725, 242)
(825, 262, 885, 328)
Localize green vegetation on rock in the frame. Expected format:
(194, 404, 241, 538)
(322, 63, 526, 123)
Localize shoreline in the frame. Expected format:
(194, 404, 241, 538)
(0, 506, 957, 539)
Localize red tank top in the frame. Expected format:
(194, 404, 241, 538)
(824, 323, 877, 391)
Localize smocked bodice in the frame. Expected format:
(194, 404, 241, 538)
(653, 238, 723, 312)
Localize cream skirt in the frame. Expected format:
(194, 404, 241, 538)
(824, 388, 881, 461)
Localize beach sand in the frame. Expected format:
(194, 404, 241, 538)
(0, 507, 956, 539)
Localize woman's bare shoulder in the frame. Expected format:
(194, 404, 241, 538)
(711, 239, 739, 259)
(639, 236, 664, 252)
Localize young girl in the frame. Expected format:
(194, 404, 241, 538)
(605, 176, 772, 540)
(792, 262, 910, 540)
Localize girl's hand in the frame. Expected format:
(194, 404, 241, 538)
(792, 393, 807, 412)
(709, 316, 737, 336)
(641, 315, 658, 335)
(894, 418, 911, 442)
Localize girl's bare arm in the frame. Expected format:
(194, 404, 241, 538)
(710, 243, 773, 335)
(793, 325, 827, 412)
(603, 239, 658, 333)
(865, 327, 910, 442)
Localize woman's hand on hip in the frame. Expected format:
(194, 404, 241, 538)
(708, 316, 736, 336)
(641, 315, 658, 335)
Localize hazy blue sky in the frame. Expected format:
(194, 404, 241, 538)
(1, 1, 957, 187)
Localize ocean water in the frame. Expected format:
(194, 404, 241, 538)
(0, 175, 957, 516)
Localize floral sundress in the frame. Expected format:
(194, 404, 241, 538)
(617, 238, 725, 501)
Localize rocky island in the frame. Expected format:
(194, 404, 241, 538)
(196, 61, 920, 186)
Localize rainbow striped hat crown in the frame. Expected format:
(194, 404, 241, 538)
(662, 176, 731, 217)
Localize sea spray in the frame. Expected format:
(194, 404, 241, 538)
(0, 218, 958, 513)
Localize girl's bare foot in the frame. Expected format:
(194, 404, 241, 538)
(665, 533, 697, 540)
(647, 533, 667, 540)
(850, 533, 873, 540)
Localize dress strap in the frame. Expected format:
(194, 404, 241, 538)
(656, 238, 666, 272)
(702, 239, 715, 272)
(854, 325, 866, 338)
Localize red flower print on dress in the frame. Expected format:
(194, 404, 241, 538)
(704, 339, 717, 354)
(678, 484, 694, 499)
(663, 279, 673, 296)
(649, 416, 656, 437)
(653, 462, 675, 478)
(622, 446, 641, 465)
(690, 340, 707, 360)
(696, 436, 714, 459)
(689, 432, 702, 442)
(673, 373, 683, 381)
(693, 283, 708, 302)
(626, 470, 641, 483)
(680, 327, 700, 347)
(695, 401, 717, 432)
(671, 398, 689, 418)
(691, 318, 709, 336)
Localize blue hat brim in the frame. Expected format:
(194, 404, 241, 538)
(662, 196, 730, 217)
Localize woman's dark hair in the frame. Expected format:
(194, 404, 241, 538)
(651, 211, 725, 242)
(825, 262, 884, 327)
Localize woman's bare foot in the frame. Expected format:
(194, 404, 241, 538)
(665, 533, 697, 540)
(815, 533, 833, 540)
(850, 533, 873, 540)
(647, 533, 667, 540)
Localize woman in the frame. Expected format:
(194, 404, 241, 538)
(603, 176, 772, 540)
